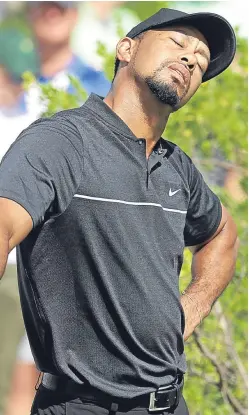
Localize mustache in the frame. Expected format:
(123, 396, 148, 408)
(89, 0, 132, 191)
(153, 60, 191, 96)
(154, 60, 179, 73)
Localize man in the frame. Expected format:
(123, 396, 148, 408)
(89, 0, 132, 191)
(0, 2, 110, 414)
(0, 7, 238, 415)
(0, 1, 110, 116)
(26, 1, 109, 97)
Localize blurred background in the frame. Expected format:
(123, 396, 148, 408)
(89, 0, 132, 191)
(0, 2, 247, 415)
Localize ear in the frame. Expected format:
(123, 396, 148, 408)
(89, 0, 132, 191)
(116, 37, 135, 65)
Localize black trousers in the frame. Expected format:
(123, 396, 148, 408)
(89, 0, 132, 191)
(31, 384, 189, 415)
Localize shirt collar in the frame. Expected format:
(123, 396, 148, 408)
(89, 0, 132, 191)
(83, 93, 168, 157)
(83, 93, 141, 141)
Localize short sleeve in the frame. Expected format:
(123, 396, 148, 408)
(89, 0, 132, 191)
(0, 115, 84, 228)
(183, 156, 222, 247)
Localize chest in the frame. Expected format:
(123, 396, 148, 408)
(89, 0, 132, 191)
(78, 139, 190, 213)
(68, 138, 189, 251)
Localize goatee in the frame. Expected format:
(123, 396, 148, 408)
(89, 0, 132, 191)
(145, 77, 180, 109)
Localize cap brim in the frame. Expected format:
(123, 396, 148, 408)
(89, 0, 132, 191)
(130, 12, 236, 83)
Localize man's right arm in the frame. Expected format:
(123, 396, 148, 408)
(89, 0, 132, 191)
(0, 198, 33, 279)
(0, 115, 84, 280)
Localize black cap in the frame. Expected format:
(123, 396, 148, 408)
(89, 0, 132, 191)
(126, 8, 236, 82)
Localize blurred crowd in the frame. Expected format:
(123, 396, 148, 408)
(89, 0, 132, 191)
(0, 2, 246, 415)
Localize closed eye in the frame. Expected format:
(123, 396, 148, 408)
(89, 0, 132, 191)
(170, 38, 184, 48)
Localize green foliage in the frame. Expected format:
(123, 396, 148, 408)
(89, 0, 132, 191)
(21, 3, 247, 414)
(22, 71, 87, 117)
(122, 1, 167, 21)
(96, 41, 115, 82)
(0, 12, 31, 36)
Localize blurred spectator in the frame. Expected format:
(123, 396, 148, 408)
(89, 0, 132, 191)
(0, 65, 22, 110)
(72, 1, 139, 70)
(0, 66, 34, 153)
(0, 1, 110, 117)
(26, 0, 110, 114)
(0, 2, 7, 21)
(4, 336, 39, 415)
(0, 65, 21, 106)
(0, 2, 110, 415)
(0, 25, 39, 84)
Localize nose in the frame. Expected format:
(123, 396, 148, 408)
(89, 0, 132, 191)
(179, 53, 198, 73)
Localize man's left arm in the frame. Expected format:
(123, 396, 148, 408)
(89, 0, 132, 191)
(181, 204, 239, 341)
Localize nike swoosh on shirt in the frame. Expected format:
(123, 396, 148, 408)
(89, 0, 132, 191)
(169, 188, 181, 196)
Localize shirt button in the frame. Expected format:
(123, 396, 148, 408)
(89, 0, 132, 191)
(138, 140, 143, 145)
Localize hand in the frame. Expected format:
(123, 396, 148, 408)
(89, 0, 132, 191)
(180, 292, 208, 341)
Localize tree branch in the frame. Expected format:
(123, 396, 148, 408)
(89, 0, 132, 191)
(213, 301, 248, 389)
(192, 157, 246, 174)
(188, 366, 219, 387)
(193, 329, 247, 415)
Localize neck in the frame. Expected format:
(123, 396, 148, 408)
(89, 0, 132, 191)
(104, 76, 172, 158)
(38, 43, 73, 78)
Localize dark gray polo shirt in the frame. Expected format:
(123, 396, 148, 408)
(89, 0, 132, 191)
(0, 93, 222, 398)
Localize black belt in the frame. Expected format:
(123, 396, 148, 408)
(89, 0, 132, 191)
(41, 373, 184, 412)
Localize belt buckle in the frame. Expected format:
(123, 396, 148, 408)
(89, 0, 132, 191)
(149, 390, 171, 412)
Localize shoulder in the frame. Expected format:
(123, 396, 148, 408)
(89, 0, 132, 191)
(28, 106, 84, 131)
(14, 108, 86, 157)
(165, 139, 192, 163)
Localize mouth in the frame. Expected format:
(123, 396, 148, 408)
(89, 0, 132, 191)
(169, 68, 185, 85)
(44, 7, 63, 20)
(168, 64, 190, 86)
